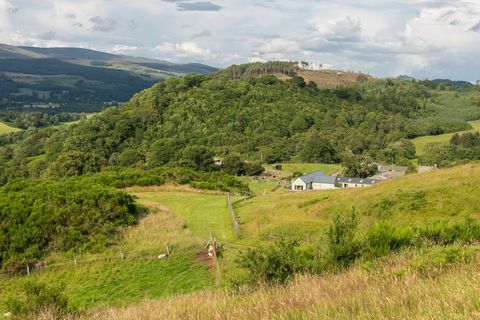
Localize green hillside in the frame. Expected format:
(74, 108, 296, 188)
(0, 121, 20, 134)
(2, 163, 480, 316)
(413, 120, 480, 156)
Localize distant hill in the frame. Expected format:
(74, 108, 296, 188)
(397, 75, 416, 81)
(0, 44, 217, 112)
(431, 78, 473, 88)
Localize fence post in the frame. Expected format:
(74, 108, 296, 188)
(226, 192, 241, 239)
(73, 253, 77, 267)
(26, 264, 30, 275)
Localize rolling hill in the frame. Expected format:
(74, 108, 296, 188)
(0, 44, 216, 112)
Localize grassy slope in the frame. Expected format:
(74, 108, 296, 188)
(413, 120, 480, 156)
(73, 245, 480, 320)
(3, 164, 480, 315)
(130, 189, 239, 242)
(236, 163, 480, 243)
(0, 121, 20, 134)
(0, 201, 213, 312)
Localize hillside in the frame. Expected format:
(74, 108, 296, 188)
(2, 163, 480, 317)
(0, 44, 216, 113)
(1, 64, 479, 186)
(72, 248, 480, 320)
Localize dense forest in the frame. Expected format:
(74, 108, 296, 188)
(0, 62, 479, 186)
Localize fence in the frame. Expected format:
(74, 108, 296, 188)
(226, 192, 241, 239)
(0, 247, 174, 278)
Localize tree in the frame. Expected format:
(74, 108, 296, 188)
(177, 146, 216, 172)
(342, 152, 377, 178)
(223, 154, 246, 176)
(300, 130, 339, 164)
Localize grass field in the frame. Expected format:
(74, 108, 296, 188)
(3, 164, 480, 316)
(412, 120, 480, 156)
(0, 121, 20, 134)
(236, 163, 480, 243)
(63, 245, 480, 320)
(131, 190, 240, 242)
(0, 202, 213, 313)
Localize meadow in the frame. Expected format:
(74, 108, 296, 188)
(45, 245, 480, 320)
(3, 163, 480, 317)
(0, 201, 213, 313)
(0, 121, 20, 134)
(412, 120, 480, 156)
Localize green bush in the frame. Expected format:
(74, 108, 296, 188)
(237, 239, 310, 284)
(0, 178, 141, 271)
(5, 281, 73, 319)
(363, 222, 413, 258)
(414, 217, 480, 245)
(326, 213, 362, 266)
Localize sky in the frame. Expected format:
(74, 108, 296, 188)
(1, 0, 480, 81)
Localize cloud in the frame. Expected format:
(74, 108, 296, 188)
(471, 21, 480, 32)
(112, 44, 139, 54)
(177, 2, 222, 12)
(313, 16, 363, 43)
(38, 31, 56, 40)
(90, 16, 117, 32)
(153, 41, 214, 60)
(192, 29, 211, 38)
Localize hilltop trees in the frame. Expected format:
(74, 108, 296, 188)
(2, 62, 479, 185)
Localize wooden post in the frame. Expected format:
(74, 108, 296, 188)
(73, 253, 77, 267)
(26, 264, 30, 275)
(166, 245, 170, 256)
(210, 234, 221, 287)
(120, 251, 124, 261)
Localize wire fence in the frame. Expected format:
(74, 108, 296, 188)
(0, 247, 177, 278)
(227, 192, 241, 239)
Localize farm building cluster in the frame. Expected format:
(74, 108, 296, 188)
(291, 165, 408, 191)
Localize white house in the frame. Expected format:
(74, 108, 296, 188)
(292, 170, 378, 191)
(291, 171, 338, 191)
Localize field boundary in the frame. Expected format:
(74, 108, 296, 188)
(227, 193, 241, 239)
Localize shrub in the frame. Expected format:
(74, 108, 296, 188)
(414, 217, 480, 245)
(5, 281, 73, 319)
(237, 239, 308, 284)
(363, 222, 413, 258)
(326, 212, 362, 266)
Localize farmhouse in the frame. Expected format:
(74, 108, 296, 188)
(291, 171, 378, 191)
(291, 171, 337, 191)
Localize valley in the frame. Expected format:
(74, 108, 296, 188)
(0, 60, 479, 319)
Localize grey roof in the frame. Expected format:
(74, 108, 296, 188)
(298, 170, 327, 184)
(337, 177, 378, 185)
(378, 165, 408, 173)
(312, 175, 338, 185)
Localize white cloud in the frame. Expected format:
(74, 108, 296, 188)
(112, 44, 139, 54)
(153, 42, 214, 60)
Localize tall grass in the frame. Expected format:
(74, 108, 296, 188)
(55, 247, 480, 320)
